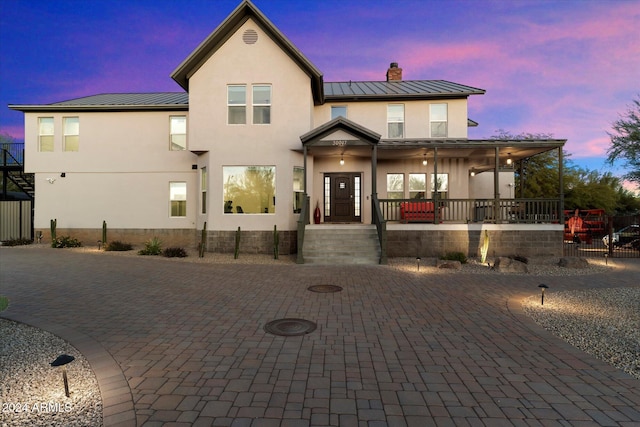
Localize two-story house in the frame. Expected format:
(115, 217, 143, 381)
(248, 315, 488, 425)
(9, 0, 565, 263)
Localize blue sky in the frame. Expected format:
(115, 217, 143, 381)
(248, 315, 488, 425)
(1, 0, 638, 187)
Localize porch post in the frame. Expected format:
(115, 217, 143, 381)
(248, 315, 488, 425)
(494, 147, 500, 221)
(303, 145, 308, 194)
(371, 145, 377, 196)
(433, 148, 439, 222)
(558, 146, 564, 218)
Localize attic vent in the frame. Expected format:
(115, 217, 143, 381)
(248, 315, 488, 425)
(243, 29, 258, 44)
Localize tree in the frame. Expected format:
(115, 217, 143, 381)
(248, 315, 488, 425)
(607, 96, 640, 184)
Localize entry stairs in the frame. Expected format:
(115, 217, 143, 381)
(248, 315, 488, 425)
(302, 224, 381, 265)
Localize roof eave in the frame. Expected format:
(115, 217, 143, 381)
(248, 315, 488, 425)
(324, 92, 482, 103)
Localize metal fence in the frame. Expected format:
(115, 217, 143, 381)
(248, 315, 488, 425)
(564, 214, 639, 259)
(0, 200, 33, 242)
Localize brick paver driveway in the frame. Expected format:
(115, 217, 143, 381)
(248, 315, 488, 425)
(2, 247, 639, 426)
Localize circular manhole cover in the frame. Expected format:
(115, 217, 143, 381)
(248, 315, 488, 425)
(307, 285, 343, 293)
(264, 318, 317, 336)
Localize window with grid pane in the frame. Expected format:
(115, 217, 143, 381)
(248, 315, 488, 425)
(63, 117, 79, 152)
(170, 182, 187, 217)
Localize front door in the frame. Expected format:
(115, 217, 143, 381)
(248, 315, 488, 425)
(324, 173, 361, 223)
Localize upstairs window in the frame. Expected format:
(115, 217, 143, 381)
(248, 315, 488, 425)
(387, 104, 404, 138)
(170, 116, 187, 150)
(386, 173, 404, 199)
(228, 85, 246, 124)
(430, 104, 448, 138)
(331, 106, 347, 120)
(38, 117, 54, 152)
(252, 85, 271, 124)
(63, 117, 79, 152)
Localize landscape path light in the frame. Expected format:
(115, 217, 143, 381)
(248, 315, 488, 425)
(538, 284, 549, 306)
(51, 354, 75, 397)
(416, 257, 421, 271)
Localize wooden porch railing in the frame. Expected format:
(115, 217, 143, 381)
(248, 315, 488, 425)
(379, 198, 561, 224)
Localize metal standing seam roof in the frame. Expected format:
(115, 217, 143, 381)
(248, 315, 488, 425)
(324, 80, 485, 100)
(9, 93, 189, 111)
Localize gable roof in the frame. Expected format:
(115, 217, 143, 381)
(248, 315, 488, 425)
(300, 116, 381, 146)
(324, 80, 485, 101)
(9, 93, 188, 112)
(171, 0, 324, 104)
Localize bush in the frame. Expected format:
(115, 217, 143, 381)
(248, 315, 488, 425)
(1, 238, 33, 247)
(53, 236, 82, 248)
(105, 241, 133, 251)
(163, 247, 188, 258)
(138, 237, 162, 255)
(440, 251, 467, 264)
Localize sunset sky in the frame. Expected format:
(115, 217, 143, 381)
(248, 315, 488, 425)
(1, 0, 639, 182)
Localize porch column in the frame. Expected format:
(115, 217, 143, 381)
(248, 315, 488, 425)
(494, 147, 500, 221)
(558, 147, 564, 217)
(433, 148, 439, 222)
(371, 145, 377, 196)
(303, 145, 308, 193)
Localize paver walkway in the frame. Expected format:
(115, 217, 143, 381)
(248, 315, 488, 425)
(1, 247, 639, 426)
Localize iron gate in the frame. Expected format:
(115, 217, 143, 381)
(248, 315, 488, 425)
(564, 214, 639, 258)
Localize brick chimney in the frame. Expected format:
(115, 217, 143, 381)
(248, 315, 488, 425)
(386, 62, 403, 81)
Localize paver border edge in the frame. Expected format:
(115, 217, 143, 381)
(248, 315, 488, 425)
(1, 312, 137, 427)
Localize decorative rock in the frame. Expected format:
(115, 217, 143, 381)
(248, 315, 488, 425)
(494, 256, 528, 273)
(558, 257, 589, 268)
(436, 259, 462, 270)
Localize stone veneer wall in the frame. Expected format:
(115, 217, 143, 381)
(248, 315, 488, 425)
(36, 228, 198, 249)
(386, 225, 563, 258)
(206, 230, 297, 255)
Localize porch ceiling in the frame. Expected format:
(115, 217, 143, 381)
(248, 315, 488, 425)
(296, 138, 565, 168)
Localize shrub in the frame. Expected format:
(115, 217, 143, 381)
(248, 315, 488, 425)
(0, 296, 8, 312)
(53, 236, 82, 248)
(163, 247, 187, 258)
(138, 237, 162, 255)
(1, 238, 33, 247)
(105, 241, 133, 251)
(440, 251, 467, 264)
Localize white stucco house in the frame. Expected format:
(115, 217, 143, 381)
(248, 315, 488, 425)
(9, 0, 566, 263)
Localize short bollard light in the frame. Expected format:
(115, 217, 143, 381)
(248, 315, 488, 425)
(416, 257, 421, 271)
(604, 253, 608, 265)
(51, 354, 75, 397)
(97, 240, 102, 250)
(538, 284, 549, 305)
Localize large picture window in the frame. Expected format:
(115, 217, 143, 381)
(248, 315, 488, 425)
(170, 116, 187, 150)
(228, 85, 246, 124)
(38, 117, 54, 152)
(252, 85, 271, 124)
(386, 173, 404, 199)
(387, 104, 404, 138)
(223, 166, 275, 214)
(430, 104, 448, 138)
(170, 182, 187, 217)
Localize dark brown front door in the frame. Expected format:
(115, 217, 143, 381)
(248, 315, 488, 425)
(324, 173, 361, 223)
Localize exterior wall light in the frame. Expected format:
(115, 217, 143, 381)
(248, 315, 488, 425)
(506, 153, 512, 166)
(422, 155, 428, 166)
(538, 284, 549, 305)
(470, 169, 475, 177)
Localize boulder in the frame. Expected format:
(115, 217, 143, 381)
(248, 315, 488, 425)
(493, 257, 528, 273)
(436, 259, 462, 270)
(558, 257, 589, 269)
